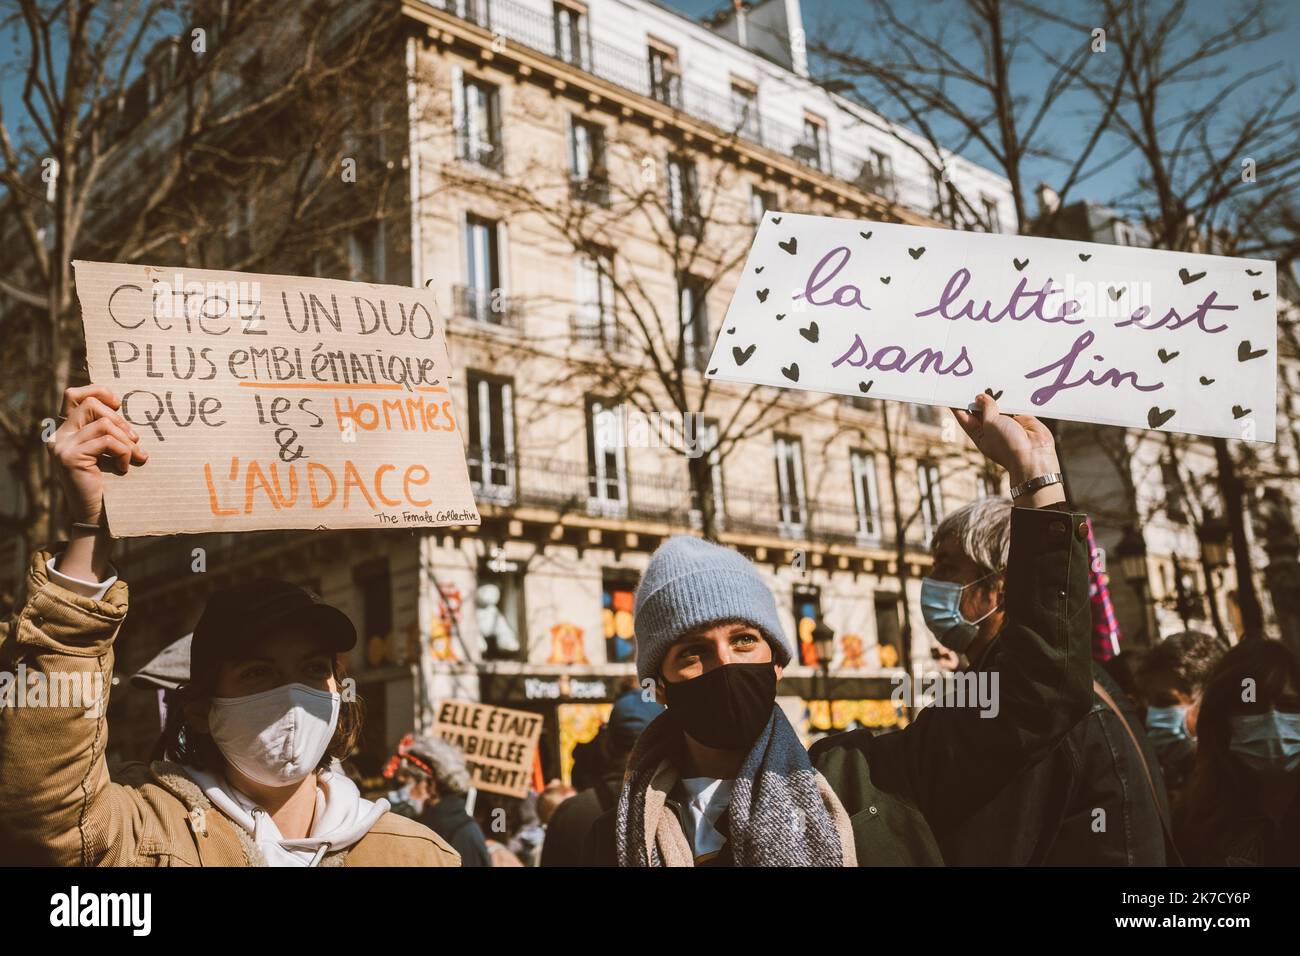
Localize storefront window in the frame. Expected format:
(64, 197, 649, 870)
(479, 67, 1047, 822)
(794, 584, 822, 666)
(478, 555, 526, 661)
(603, 575, 637, 663)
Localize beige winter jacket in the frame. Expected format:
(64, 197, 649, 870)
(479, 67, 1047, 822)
(0, 549, 460, 867)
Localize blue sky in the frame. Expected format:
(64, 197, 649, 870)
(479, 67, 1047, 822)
(662, 0, 1300, 221)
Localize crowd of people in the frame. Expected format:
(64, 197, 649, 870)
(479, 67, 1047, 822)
(1, 384, 1296, 867)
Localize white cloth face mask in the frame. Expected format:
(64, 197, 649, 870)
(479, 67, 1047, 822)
(208, 682, 341, 787)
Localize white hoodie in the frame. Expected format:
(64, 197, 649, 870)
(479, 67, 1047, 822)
(185, 764, 389, 866)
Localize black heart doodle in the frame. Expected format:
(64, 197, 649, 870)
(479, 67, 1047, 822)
(1147, 407, 1176, 429)
(781, 363, 800, 382)
(1013, 258, 1028, 271)
(1233, 405, 1251, 420)
(775, 313, 786, 321)
(771, 216, 782, 224)
(860, 231, 873, 240)
(707, 368, 717, 376)
(858, 380, 873, 393)
(1078, 253, 1092, 261)
(733, 344, 756, 366)
(757, 288, 769, 303)
(1199, 376, 1215, 385)
(1238, 340, 1268, 362)
(1108, 286, 1125, 301)
(755, 265, 765, 274)
(984, 388, 1003, 400)
(908, 246, 926, 259)
(1179, 267, 1206, 285)
(1158, 348, 1179, 364)
(779, 236, 798, 255)
(1253, 290, 1269, 300)
(726, 326, 736, 334)
(880, 276, 891, 284)
(1246, 268, 1262, 276)
(799, 322, 819, 343)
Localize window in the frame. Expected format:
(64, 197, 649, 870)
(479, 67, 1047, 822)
(687, 417, 726, 527)
(354, 558, 392, 670)
(586, 398, 627, 514)
(850, 450, 882, 541)
(860, 148, 895, 199)
(347, 222, 385, 283)
(1114, 220, 1136, 246)
(774, 434, 807, 535)
(678, 273, 710, 372)
(1162, 460, 1188, 524)
(602, 574, 638, 663)
(648, 42, 681, 107)
(918, 460, 944, 540)
(574, 247, 618, 348)
(569, 118, 608, 205)
(462, 215, 504, 323)
(794, 584, 823, 666)
(466, 372, 515, 503)
(553, 2, 588, 68)
(982, 196, 1001, 233)
(750, 186, 776, 227)
(931, 167, 955, 224)
(909, 403, 941, 427)
(457, 75, 502, 170)
(796, 115, 827, 171)
(478, 558, 525, 661)
(730, 80, 761, 142)
(667, 155, 700, 235)
(449, 0, 490, 28)
(874, 593, 903, 668)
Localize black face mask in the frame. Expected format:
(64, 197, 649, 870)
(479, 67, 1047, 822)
(662, 662, 777, 750)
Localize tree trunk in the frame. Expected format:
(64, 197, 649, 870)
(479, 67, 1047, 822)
(1214, 437, 1265, 639)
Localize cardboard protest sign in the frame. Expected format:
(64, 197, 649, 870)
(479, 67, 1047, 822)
(431, 699, 543, 798)
(705, 214, 1278, 442)
(73, 261, 482, 536)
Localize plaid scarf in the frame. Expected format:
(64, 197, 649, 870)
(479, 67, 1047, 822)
(615, 707, 855, 866)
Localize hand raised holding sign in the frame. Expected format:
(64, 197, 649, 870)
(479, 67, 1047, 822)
(48, 385, 149, 581)
(951, 393, 1065, 508)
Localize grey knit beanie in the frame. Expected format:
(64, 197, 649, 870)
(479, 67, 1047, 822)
(634, 535, 793, 683)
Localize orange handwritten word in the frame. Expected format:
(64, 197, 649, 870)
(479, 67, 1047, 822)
(204, 458, 435, 514)
(333, 395, 457, 434)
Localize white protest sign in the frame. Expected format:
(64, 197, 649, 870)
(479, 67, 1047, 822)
(704, 213, 1277, 442)
(73, 261, 482, 536)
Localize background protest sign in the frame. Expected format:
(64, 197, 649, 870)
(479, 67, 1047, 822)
(73, 261, 481, 537)
(431, 699, 543, 798)
(705, 213, 1278, 442)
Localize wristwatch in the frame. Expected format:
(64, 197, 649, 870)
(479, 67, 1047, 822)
(1010, 472, 1063, 500)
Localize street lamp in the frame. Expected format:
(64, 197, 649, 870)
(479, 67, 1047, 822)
(811, 623, 836, 730)
(1198, 515, 1230, 571)
(1115, 527, 1155, 644)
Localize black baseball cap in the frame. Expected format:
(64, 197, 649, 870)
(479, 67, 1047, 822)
(189, 579, 357, 685)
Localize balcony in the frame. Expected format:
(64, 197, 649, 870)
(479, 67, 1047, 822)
(474, 454, 931, 551)
(453, 284, 520, 328)
(454, 125, 504, 172)
(420, 0, 905, 203)
(569, 173, 611, 207)
(569, 312, 627, 352)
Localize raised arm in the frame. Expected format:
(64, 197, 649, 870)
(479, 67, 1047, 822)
(0, 386, 150, 864)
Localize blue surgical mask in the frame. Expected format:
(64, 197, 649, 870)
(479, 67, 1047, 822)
(1229, 711, 1300, 775)
(920, 571, 1000, 653)
(1145, 705, 1191, 748)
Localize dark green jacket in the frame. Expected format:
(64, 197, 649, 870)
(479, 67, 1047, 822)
(806, 505, 1094, 864)
(583, 505, 1094, 866)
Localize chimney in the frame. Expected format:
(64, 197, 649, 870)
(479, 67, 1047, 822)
(1036, 182, 1060, 215)
(734, 0, 747, 47)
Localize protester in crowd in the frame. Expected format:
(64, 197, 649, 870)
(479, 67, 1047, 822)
(472, 791, 526, 866)
(1136, 630, 1228, 801)
(922, 497, 1170, 865)
(1099, 652, 1144, 711)
(0, 386, 459, 866)
(1176, 638, 1300, 865)
(584, 392, 1094, 866)
(541, 689, 663, 866)
(398, 736, 492, 867)
(537, 779, 577, 827)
